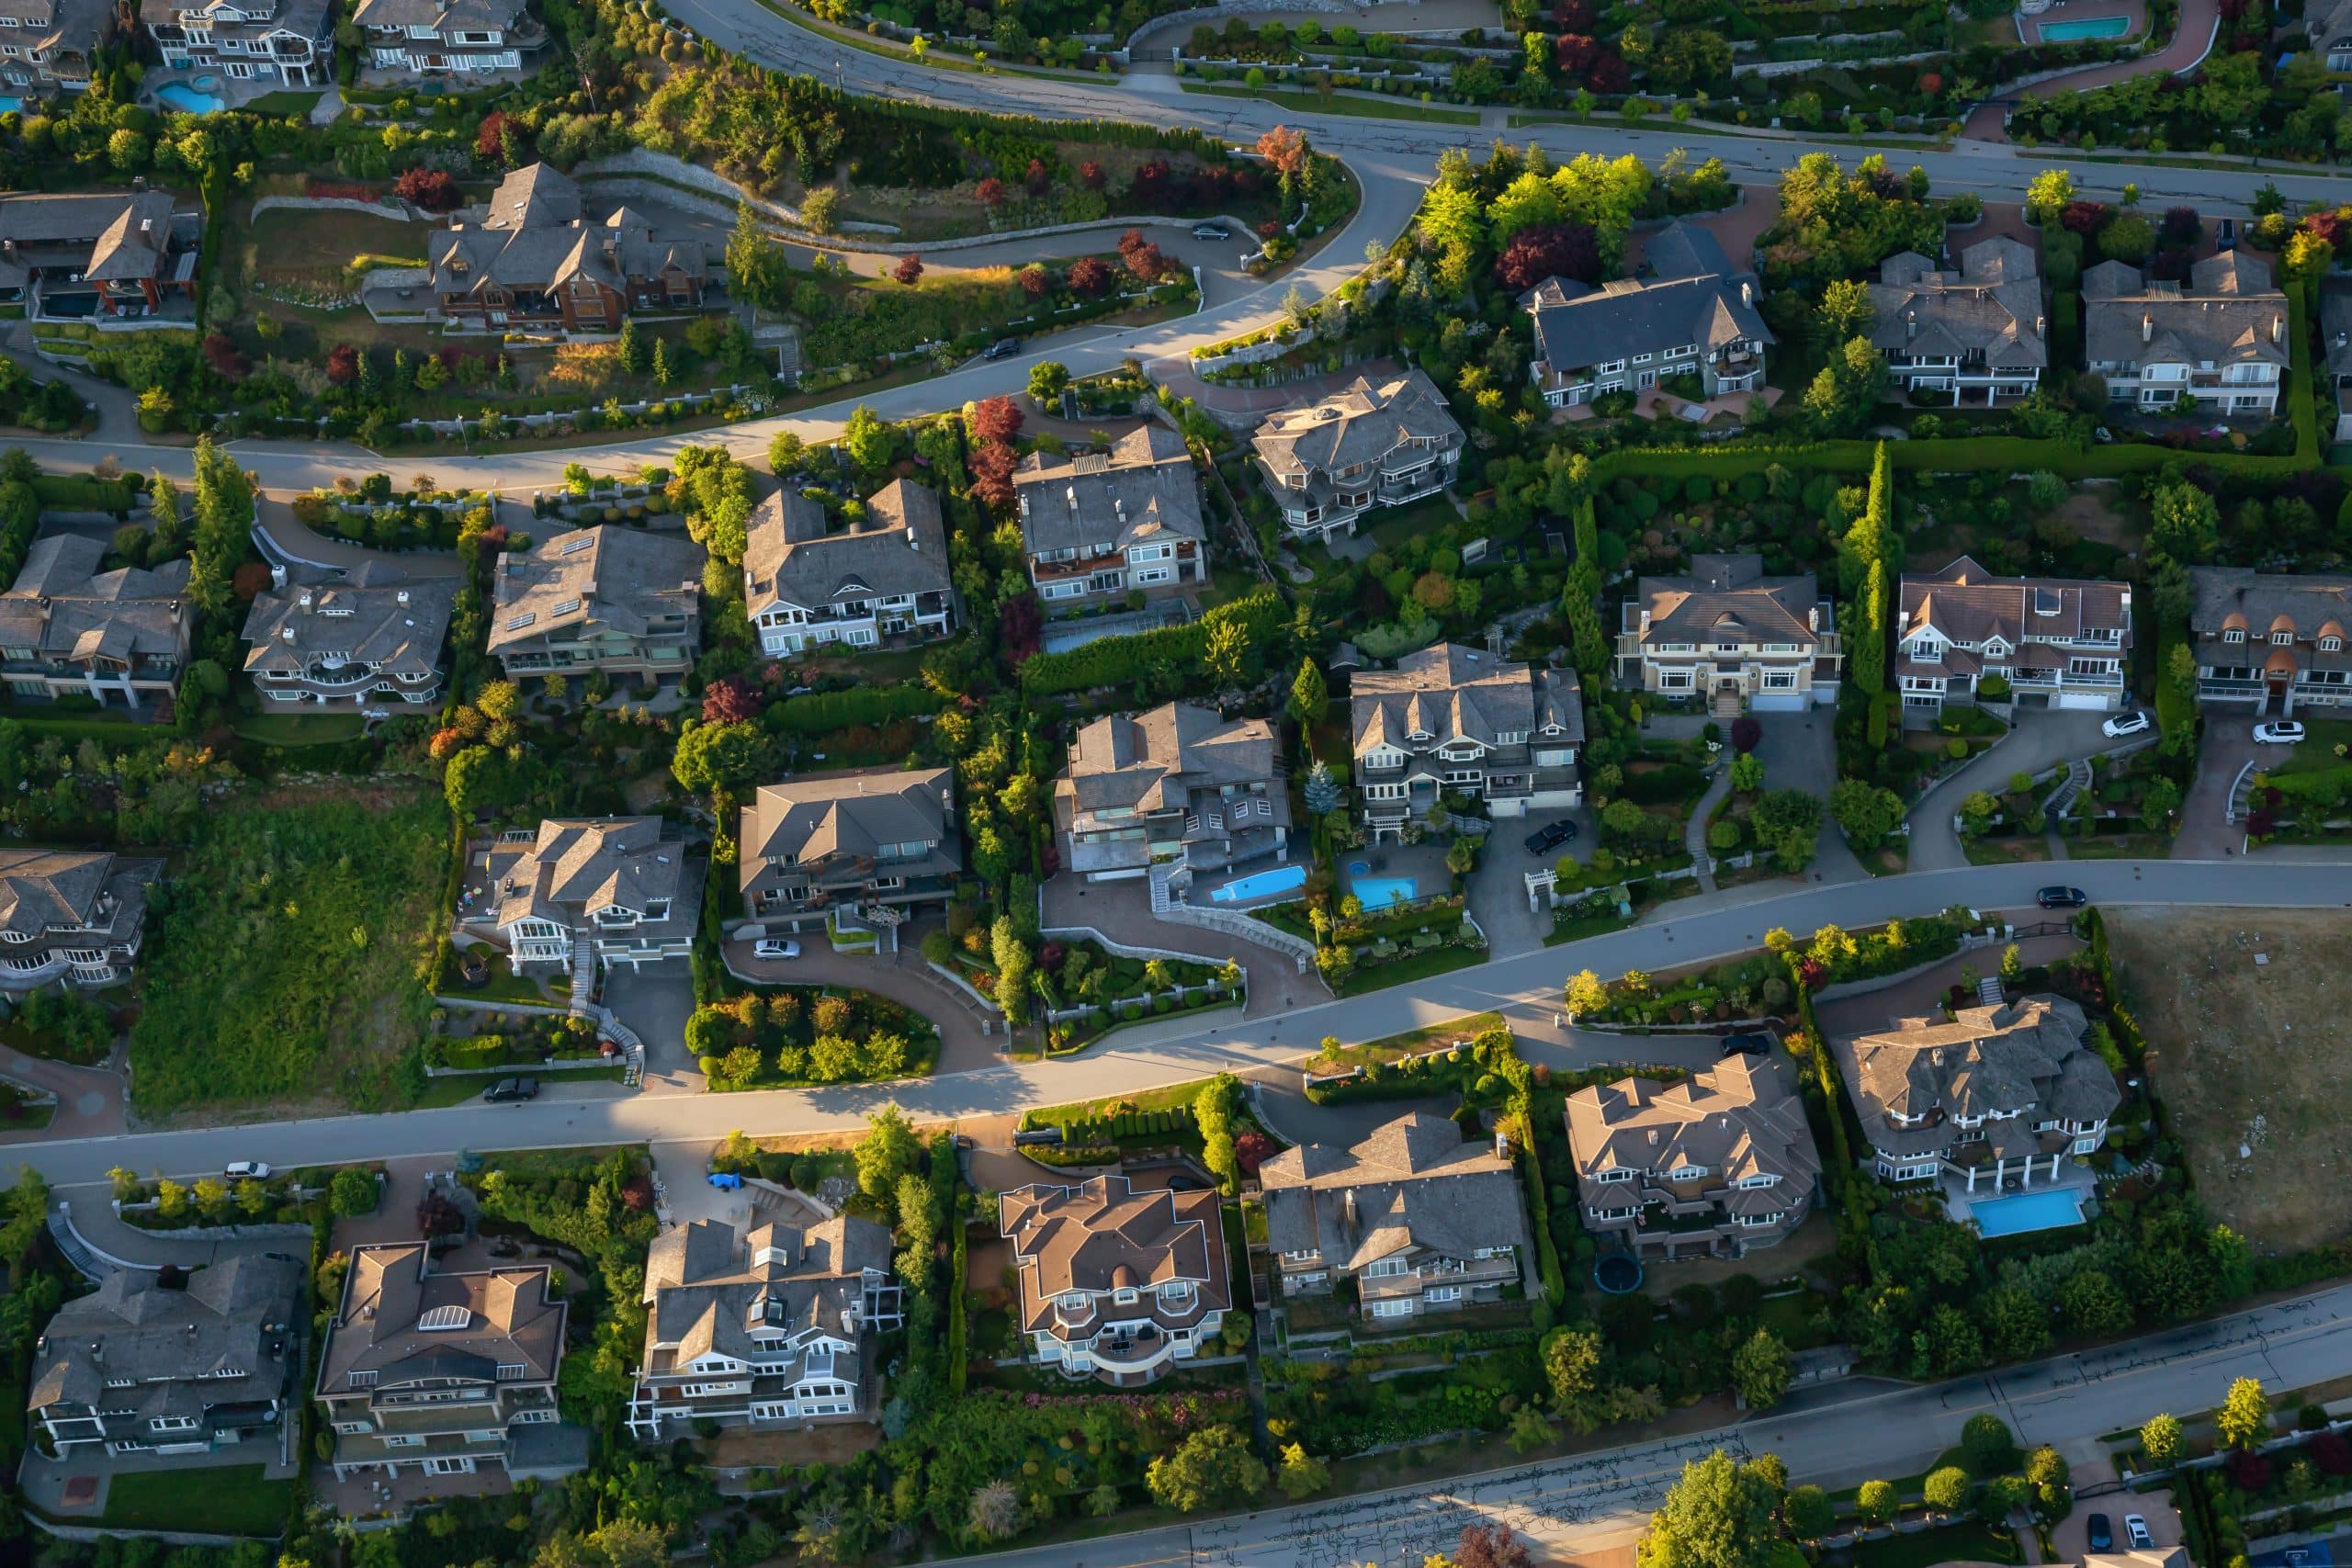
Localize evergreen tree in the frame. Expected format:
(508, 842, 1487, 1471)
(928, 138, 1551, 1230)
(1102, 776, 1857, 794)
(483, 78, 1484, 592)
(725, 200, 779, 308)
(617, 319, 647, 376)
(652, 338, 673, 389)
(1289, 656, 1328, 728)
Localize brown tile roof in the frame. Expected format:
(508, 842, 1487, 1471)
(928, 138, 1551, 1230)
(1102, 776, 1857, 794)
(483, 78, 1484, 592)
(1563, 1055, 1822, 1222)
(1898, 557, 2130, 648)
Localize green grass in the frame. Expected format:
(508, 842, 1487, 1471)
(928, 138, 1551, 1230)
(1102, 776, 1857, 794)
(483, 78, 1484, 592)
(1334, 943, 1487, 997)
(1849, 1521, 2020, 1568)
(406, 1065, 627, 1109)
(1182, 80, 1481, 124)
(100, 1464, 299, 1536)
(232, 708, 368, 746)
(1962, 834, 2053, 865)
(1022, 1078, 1216, 1130)
(2262, 719, 2352, 775)
(243, 88, 324, 115)
(440, 964, 568, 1008)
(1320, 1010, 1503, 1066)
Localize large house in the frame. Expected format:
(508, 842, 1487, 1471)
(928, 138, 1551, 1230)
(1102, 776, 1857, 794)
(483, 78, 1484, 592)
(743, 479, 956, 657)
(1866, 237, 2046, 404)
(1056, 701, 1289, 883)
(2187, 567, 2352, 716)
(1523, 222, 1772, 411)
(349, 0, 546, 73)
(1012, 425, 1206, 604)
(28, 1254, 303, 1461)
(2324, 282, 2352, 444)
(1349, 642, 1583, 841)
(1894, 557, 2131, 713)
(486, 525, 705, 683)
(1564, 1055, 1822, 1261)
(999, 1173, 1231, 1386)
(737, 767, 959, 945)
(0, 0, 111, 96)
(0, 535, 191, 710)
(1258, 1111, 1532, 1320)
(1616, 553, 1840, 715)
(139, 0, 333, 85)
(240, 561, 457, 709)
(473, 817, 706, 975)
(1249, 370, 1464, 542)
(2085, 253, 2289, 418)
(1834, 994, 2120, 1194)
(0, 847, 162, 992)
(316, 1241, 578, 1484)
(0, 190, 198, 322)
(626, 1216, 903, 1440)
(2309, 0, 2352, 69)
(428, 164, 712, 334)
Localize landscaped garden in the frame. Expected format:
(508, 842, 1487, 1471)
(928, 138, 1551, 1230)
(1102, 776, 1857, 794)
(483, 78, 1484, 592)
(687, 982, 940, 1090)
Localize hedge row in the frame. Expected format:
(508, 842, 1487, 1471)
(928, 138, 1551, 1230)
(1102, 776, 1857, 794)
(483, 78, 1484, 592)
(28, 473, 137, 514)
(1017, 586, 1287, 696)
(1520, 1136, 1566, 1309)
(762, 682, 944, 735)
(947, 1208, 969, 1394)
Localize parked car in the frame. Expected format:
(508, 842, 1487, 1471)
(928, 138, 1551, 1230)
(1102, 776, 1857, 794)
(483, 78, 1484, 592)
(707, 1172, 743, 1190)
(2036, 885, 2088, 909)
(1192, 222, 1229, 240)
(2255, 720, 2306, 745)
(2087, 1516, 2114, 1553)
(1522, 818, 1580, 855)
(2219, 217, 2237, 250)
(482, 1077, 538, 1103)
(1720, 1032, 1774, 1058)
(2125, 1517, 2154, 1550)
(223, 1160, 271, 1180)
(2101, 710, 2151, 739)
(1012, 1125, 1066, 1146)
(982, 337, 1022, 361)
(753, 938, 801, 959)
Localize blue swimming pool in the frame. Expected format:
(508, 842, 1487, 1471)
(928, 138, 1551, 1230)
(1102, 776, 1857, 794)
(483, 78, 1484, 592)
(1351, 876, 1417, 911)
(2040, 14, 2131, 39)
(0, 97, 21, 117)
(1209, 863, 1306, 903)
(1969, 1187, 2087, 1237)
(157, 82, 224, 115)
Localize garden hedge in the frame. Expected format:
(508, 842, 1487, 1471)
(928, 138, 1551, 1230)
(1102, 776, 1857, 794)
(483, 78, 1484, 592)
(763, 682, 944, 735)
(1017, 586, 1286, 695)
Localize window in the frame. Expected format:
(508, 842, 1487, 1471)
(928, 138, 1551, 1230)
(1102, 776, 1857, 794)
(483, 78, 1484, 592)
(511, 1407, 559, 1425)
(1363, 1256, 1410, 1279)
(1283, 1248, 1318, 1261)
(495, 1363, 527, 1382)
(2274, 631, 2294, 646)
(2324, 637, 2344, 652)
(2223, 628, 2245, 643)
(334, 1420, 372, 1435)
(417, 1304, 471, 1331)
(151, 1416, 198, 1433)
(1370, 1299, 1414, 1318)
(384, 1435, 425, 1449)
(347, 1371, 379, 1389)
(1425, 1285, 1462, 1304)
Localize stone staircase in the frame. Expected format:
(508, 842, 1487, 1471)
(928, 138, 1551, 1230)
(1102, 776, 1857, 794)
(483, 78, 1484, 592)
(1976, 976, 2006, 1008)
(1148, 863, 1174, 915)
(564, 938, 644, 1086)
(2045, 758, 2093, 818)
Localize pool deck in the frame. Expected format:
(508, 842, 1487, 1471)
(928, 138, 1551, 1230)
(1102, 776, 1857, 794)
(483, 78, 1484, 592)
(1341, 842, 1452, 912)
(2014, 0, 2148, 50)
(1943, 1165, 2098, 1234)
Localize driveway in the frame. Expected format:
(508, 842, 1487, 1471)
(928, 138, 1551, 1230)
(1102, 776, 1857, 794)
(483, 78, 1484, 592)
(722, 934, 1003, 1077)
(2177, 717, 2266, 860)
(1961, 0, 2220, 141)
(1748, 712, 1866, 884)
(1039, 874, 1323, 1015)
(1471, 807, 1592, 960)
(1905, 708, 2123, 872)
(600, 965, 699, 1092)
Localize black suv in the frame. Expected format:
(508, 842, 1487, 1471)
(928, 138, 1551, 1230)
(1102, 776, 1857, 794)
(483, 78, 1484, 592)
(483, 1077, 539, 1103)
(2036, 886, 2087, 909)
(1523, 818, 1580, 855)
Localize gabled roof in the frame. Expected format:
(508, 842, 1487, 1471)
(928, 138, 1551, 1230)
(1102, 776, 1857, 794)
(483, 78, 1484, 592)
(1349, 642, 1584, 753)
(496, 816, 692, 931)
(639, 1215, 893, 1378)
(350, 0, 526, 31)
(1062, 701, 1280, 817)
(1898, 557, 2129, 650)
(0, 534, 193, 667)
(1835, 994, 2121, 1159)
(1869, 238, 2046, 372)
(1258, 1111, 1531, 1272)
(1623, 553, 1823, 649)
(998, 1174, 1232, 1332)
(1564, 1055, 1822, 1217)
(1250, 369, 1464, 486)
(739, 766, 960, 889)
(742, 479, 951, 617)
(240, 562, 457, 681)
(2083, 254, 2289, 372)
(28, 1254, 302, 1416)
(487, 525, 704, 652)
(1012, 425, 1205, 558)
(1526, 222, 1774, 378)
(320, 1242, 566, 1395)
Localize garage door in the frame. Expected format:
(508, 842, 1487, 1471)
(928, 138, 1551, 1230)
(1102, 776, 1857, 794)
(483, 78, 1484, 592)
(2053, 692, 2112, 711)
(1750, 692, 1805, 713)
(1487, 798, 1528, 818)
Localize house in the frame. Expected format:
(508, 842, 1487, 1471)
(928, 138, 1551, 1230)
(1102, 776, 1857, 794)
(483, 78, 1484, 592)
(2323, 281, 2352, 443)
(1250, 370, 1464, 541)
(2187, 566, 2352, 716)
(472, 817, 706, 975)
(1616, 553, 1840, 715)
(1258, 1111, 1532, 1319)
(1564, 1055, 1822, 1261)
(428, 164, 713, 334)
(1522, 222, 1772, 410)
(1056, 701, 1289, 883)
(2310, 0, 2352, 68)
(349, 0, 546, 73)
(743, 479, 956, 657)
(1834, 994, 2120, 1193)
(28, 1254, 303, 1461)
(486, 525, 705, 683)
(1866, 237, 2046, 404)
(0, 0, 112, 96)
(2084, 253, 2289, 418)
(626, 1216, 903, 1439)
(316, 1241, 582, 1484)
(139, 0, 332, 85)
(738, 767, 959, 945)
(1894, 557, 2130, 713)
(998, 1172, 1231, 1385)
(0, 847, 162, 992)
(0, 535, 191, 710)
(1012, 425, 1205, 604)
(0, 190, 198, 321)
(1350, 642, 1583, 841)
(240, 561, 457, 709)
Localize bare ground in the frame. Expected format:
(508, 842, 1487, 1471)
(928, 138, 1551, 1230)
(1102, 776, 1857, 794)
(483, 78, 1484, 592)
(2110, 908, 2352, 1253)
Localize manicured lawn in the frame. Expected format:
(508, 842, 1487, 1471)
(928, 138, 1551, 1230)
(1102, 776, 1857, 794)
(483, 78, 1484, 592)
(1849, 1520, 2020, 1568)
(406, 1065, 628, 1109)
(2264, 719, 2352, 775)
(1023, 1078, 1218, 1130)
(243, 88, 324, 116)
(1361, 493, 1465, 552)
(245, 203, 429, 284)
(1335, 942, 1487, 996)
(101, 1463, 299, 1535)
(232, 707, 368, 747)
(440, 964, 568, 1008)
(1962, 834, 2052, 866)
(1321, 1010, 1503, 1066)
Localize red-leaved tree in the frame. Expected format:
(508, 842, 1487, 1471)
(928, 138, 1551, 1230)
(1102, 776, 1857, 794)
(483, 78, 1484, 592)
(1492, 221, 1601, 292)
(702, 675, 762, 725)
(970, 441, 1019, 508)
(1024, 157, 1050, 195)
(1068, 256, 1112, 296)
(892, 253, 924, 286)
(1078, 160, 1105, 190)
(393, 166, 460, 212)
(969, 394, 1023, 444)
(475, 110, 510, 161)
(1018, 264, 1052, 298)
(977, 176, 1008, 206)
(998, 592, 1043, 665)
(326, 344, 361, 385)
(1124, 242, 1168, 284)
(1254, 124, 1309, 178)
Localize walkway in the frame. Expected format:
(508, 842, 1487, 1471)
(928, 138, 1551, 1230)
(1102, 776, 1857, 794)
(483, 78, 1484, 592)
(1961, 0, 2221, 140)
(4, 321, 142, 444)
(1685, 767, 1732, 895)
(0, 1043, 122, 1145)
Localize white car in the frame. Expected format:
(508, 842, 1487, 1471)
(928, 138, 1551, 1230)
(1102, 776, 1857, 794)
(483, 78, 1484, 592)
(2255, 721, 2306, 745)
(753, 939, 800, 960)
(223, 1160, 271, 1180)
(2102, 710, 2151, 739)
(2124, 1517, 2154, 1551)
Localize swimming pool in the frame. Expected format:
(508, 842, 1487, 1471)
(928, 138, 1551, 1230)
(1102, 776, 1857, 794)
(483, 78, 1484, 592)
(0, 97, 20, 117)
(1969, 1187, 2087, 1237)
(1208, 863, 1306, 903)
(156, 82, 224, 115)
(2040, 15, 2131, 39)
(1351, 876, 1417, 911)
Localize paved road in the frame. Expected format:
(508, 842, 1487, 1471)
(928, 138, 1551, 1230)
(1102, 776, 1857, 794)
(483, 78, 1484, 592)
(14, 857, 2351, 1190)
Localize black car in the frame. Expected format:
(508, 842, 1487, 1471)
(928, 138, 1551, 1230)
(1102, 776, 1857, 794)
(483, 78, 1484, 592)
(2036, 885, 2088, 909)
(2087, 1516, 2114, 1553)
(1522, 818, 1580, 855)
(982, 337, 1022, 361)
(1720, 1032, 1774, 1058)
(2218, 217, 2237, 251)
(1012, 1125, 1066, 1146)
(483, 1077, 538, 1103)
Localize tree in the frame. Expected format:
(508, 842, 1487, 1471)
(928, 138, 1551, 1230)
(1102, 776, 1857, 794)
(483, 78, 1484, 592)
(2150, 481, 2220, 563)
(892, 253, 925, 287)
(329, 1167, 377, 1217)
(616, 319, 647, 375)
(799, 186, 841, 235)
(2218, 1376, 2271, 1450)
(1492, 221, 1602, 292)
(1855, 1479, 1898, 1524)
(725, 201, 779, 307)
(1731, 1329, 1792, 1411)
(969, 394, 1023, 445)
(1145, 1425, 1267, 1512)
(853, 1105, 922, 1205)
(967, 1479, 1022, 1540)
(2141, 1412, 2184, 1467)
(2025, 167, 2075, 224)
(1068, 256, 1112, 296)
(2099, 212, 2154, 264)
(1455, 1524, 1537, 1568)
(1506, 1404, 1556, 1454)
(1784, 1485, 1835, 1540)
(1637, 1451, 1786, 1568)
(1026, 360, 1069, 405)
(1749, 789, 1824, 870)
(1274, 1442, 1329, 1500)
(1541, 1324, 1605, 1408)
(841, 404, 895, 478)
(1727, 751, 1766, 794)
(1924, 1465, 1973, 1515)
(1816, 277, 1875, 345)
(1829, 778, 1905, 848)
(2058, 1269, 2132, 1337)
(187, 437, 254, 615)
(2025, 1445, 2070, 1510)
(1962, 1412, 2018, 1473)
(672, 720, 763, 794)
(1205, 619, 1250, 687)
(1565, 969, 1609, 1017)
(1303, 760, 1341, 816)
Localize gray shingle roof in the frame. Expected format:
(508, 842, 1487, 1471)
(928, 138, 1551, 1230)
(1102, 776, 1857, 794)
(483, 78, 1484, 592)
(1525, 220, 1772, 377)
(2188, 565, 2352, 676)
(1564, 1055, 1821, 1225)
(350, 0, 525, 32)
(1063, 702, 1279, 816)
(639, 1215, 892, 1381)
(739, 766, 959, 904)
(1258, 1111, 1531, 1272)
(1898, 556, 2128, 649)
(1834, 994, 2120, 1162)
(1350, 642, 1584, 754)
(319, 1242, 566, 1395)
(492, 817, 700, 944)
(1869, 237, 2047, 372)
(28, 1254, 302, 1418)
(1250, 369, 1464, 491)
(2083, 254, 2289, 373)
(1013, 424, 1204, 558)
(429, 164, 707, 299)
(240, 561, 456, 683)
(0, 534, 192, 668)
(1623, 553, 1823, 649)
(0, 847, 154, 943)
(487, 525, 704, 652)
(742, 479, 950, 619)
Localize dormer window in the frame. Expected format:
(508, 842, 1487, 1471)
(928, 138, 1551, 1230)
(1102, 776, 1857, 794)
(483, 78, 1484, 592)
(2324, 637, 2344, 652)
(2223, 628, 2245, 643)
(2274, 631, 2294, 646)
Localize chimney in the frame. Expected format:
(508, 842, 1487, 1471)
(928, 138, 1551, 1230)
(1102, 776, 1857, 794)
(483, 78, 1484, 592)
(1905, 308, 1917, 342)
(396, 589, 411, 605)
(1638, 609, 1651, 632)
(1065, 485, 1078, 513)
(139, 219, 152, 236)
(2035, 314, 2045, 338)
(2274, 314, 2284, 344)
(299, 590, 313, 611)
(2143, 312, 2153, 344)
(268, 564, 287, 590)
(1808, 605, 1820, 632)
(1341, 1188, 1358, 1240)
(2338, 331, 2347, 348)
(1740, 279, 1753, 308)
(280, 627, 295, 644)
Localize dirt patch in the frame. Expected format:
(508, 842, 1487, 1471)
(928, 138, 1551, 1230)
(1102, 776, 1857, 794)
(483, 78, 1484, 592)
(2054, 487, 2139, 547)
(2110, 908, 2352, 1253)
(708, 1421, 883, 1472)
